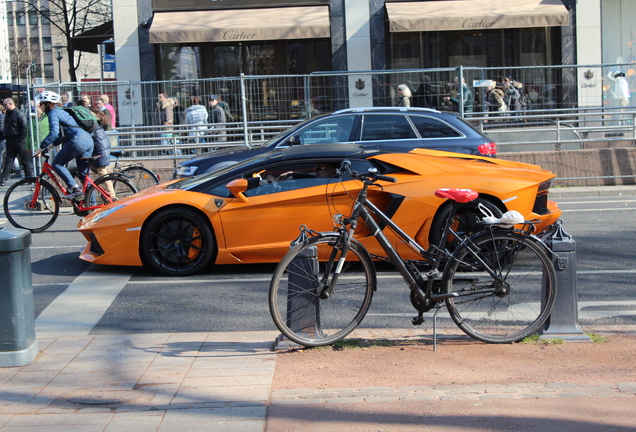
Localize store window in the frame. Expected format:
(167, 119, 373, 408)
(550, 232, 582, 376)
(157, 39, 330, 80)
(390, 28, 560, 69)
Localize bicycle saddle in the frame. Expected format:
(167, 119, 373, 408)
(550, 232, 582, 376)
(435, 188, 478, 203)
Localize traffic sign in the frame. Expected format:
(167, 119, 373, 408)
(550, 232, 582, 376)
(103, 62, 116, 72)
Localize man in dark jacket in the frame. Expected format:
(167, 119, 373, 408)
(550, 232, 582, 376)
(1, 98, 32, 185)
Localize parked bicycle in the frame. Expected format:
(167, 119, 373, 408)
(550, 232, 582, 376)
(110, 150, 161, 191)
(269, 160, 558, 347)
(3, 151, 138, 233)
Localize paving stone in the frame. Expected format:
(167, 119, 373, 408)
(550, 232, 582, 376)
(363, 396, 399, 402)
(324, 397, 361, 404)
(399, 394, 439, 401)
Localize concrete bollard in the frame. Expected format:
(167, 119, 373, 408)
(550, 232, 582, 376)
(540, 221, 592, 342)
(0, 227, 38, 367)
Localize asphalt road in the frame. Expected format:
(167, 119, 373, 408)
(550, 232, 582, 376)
(1, 184, 635, 336)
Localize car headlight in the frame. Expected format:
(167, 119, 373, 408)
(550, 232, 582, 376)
(174, 165, 198, 177)
(92, 205, 126, 223)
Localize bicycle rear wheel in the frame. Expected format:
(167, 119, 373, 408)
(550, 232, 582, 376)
(41, 173, 73, 215)
(84, 174, 138, 208)
(443, 230, 557, 343)
(121, 166, 160, 191)
(269, 234, 376, 347)
(3, 178, 60, 232)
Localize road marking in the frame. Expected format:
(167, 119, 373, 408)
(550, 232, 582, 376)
(35, 265, 133, 337)
(562, 208, 635, 212)
(558, 199, 636, 204)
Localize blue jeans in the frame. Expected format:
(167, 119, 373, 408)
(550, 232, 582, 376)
(52, 134, 94, 190)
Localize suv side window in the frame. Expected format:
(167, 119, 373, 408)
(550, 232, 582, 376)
(409, 116, 462, 138)
(360, 114, 417, 141)
(298, 115, 357, 144)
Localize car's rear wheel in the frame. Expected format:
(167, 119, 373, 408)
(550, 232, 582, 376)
(140, 208, 216, 276)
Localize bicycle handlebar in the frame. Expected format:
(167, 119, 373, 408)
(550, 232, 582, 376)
(338, 159, 397, 184)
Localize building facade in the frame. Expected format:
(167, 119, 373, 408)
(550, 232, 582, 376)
(114, 0, 576, 83)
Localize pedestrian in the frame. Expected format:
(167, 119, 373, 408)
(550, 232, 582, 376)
(171, 97, 184, 126)
(94, 97, 112, 130)
(61, 93, 73, 108)
(185, 96, 209, 144)
(217, 95, 234, 122)
(1, 98, 32, 186)
(156, 93, 174, 127)
(89, 105, 114, 195)
(80, 93, 92, 108)
(485, 83, 507, 114)
(25, 103, 49, 158)
(34, 91, 94, 199)
(412, 74, 441, 110)
(396, 84, 411, 107)
(208, 95, 227, 142)
(443, 76, 474, 114)
(99, 94, 116, 129)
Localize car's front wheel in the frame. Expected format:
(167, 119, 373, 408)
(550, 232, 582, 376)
(140, 207, 216, 276)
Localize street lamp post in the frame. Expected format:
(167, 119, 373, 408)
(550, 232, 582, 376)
(54, 45, 63, 82)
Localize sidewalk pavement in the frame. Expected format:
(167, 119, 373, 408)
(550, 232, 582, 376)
(1, 326, 636, 431)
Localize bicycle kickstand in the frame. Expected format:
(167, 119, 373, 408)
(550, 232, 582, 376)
(432, 306, 441, 352)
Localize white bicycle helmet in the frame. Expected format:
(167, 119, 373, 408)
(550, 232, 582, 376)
(35, 91, 61, 103)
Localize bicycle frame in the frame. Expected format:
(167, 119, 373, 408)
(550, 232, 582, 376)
(34, 159, 119, 213)
(325, 177, 521, 308)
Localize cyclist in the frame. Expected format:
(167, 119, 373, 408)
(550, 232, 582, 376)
(34, 91, 94, 199)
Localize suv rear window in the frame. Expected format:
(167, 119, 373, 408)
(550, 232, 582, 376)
(361, 114, 417, 141)
(409, 116, 462, 138)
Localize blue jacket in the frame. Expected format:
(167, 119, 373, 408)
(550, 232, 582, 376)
(40, 107, 92, 149)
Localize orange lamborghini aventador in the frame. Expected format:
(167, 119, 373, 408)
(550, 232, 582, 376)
(78, 144, 561, 276)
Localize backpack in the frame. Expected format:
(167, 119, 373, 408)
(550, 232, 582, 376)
(63, 106, 98, 133)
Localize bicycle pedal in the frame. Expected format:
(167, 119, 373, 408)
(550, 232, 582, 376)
(411, 317, 425, 326)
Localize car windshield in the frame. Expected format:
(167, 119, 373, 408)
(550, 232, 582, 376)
(168, 153, 270, 190)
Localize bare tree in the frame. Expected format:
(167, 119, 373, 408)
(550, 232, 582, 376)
(9, 38, 41, 83)
(15, 0, 112, 82)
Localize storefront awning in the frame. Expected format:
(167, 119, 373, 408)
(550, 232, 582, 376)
(386, 0, 570, 32)
(149, 6, 330, 44)
(70, 21, 114, 54)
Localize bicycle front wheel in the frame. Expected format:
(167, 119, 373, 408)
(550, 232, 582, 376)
(122, 166, 160, 191)
(269, 234, 376, 347)
(443, 230, 557, 343)
(3, 178, 60, 232)
(84, 174, 138, 208)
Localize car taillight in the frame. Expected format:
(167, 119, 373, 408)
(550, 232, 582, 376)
(478, 142, 497, 155)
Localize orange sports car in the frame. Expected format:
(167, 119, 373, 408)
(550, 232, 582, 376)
(77, 144, 561, 276)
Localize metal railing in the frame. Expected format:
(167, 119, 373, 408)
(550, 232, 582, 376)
(25, 63, 636, 183)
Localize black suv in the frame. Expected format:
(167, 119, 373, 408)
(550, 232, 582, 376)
(174, 107, 497, 178)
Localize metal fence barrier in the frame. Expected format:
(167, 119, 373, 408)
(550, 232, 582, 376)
(25, 63, 636, 182)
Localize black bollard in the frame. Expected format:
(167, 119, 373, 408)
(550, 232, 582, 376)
(540, 221, 592, 342)
(274, 228, 322, 349)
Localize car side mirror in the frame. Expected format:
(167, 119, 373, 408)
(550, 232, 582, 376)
(289, 134, 301, 146)
(226, 178, 249, 202)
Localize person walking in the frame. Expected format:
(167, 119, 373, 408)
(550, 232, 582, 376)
(33, 91, 94, 199)
(99, 94, 116, 129)
(208, 95, 227, 142)
(396, 84, 411, 107)
(1, 98, 32, 186)
(185, 96, 209, 145)
(412, 74, 441, 109)
(443, 76, 474, 114)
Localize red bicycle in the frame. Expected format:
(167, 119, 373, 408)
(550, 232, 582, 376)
(3, 151, 138, 233)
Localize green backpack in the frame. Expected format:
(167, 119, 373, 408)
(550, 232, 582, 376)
(63, 106, 98, 134)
